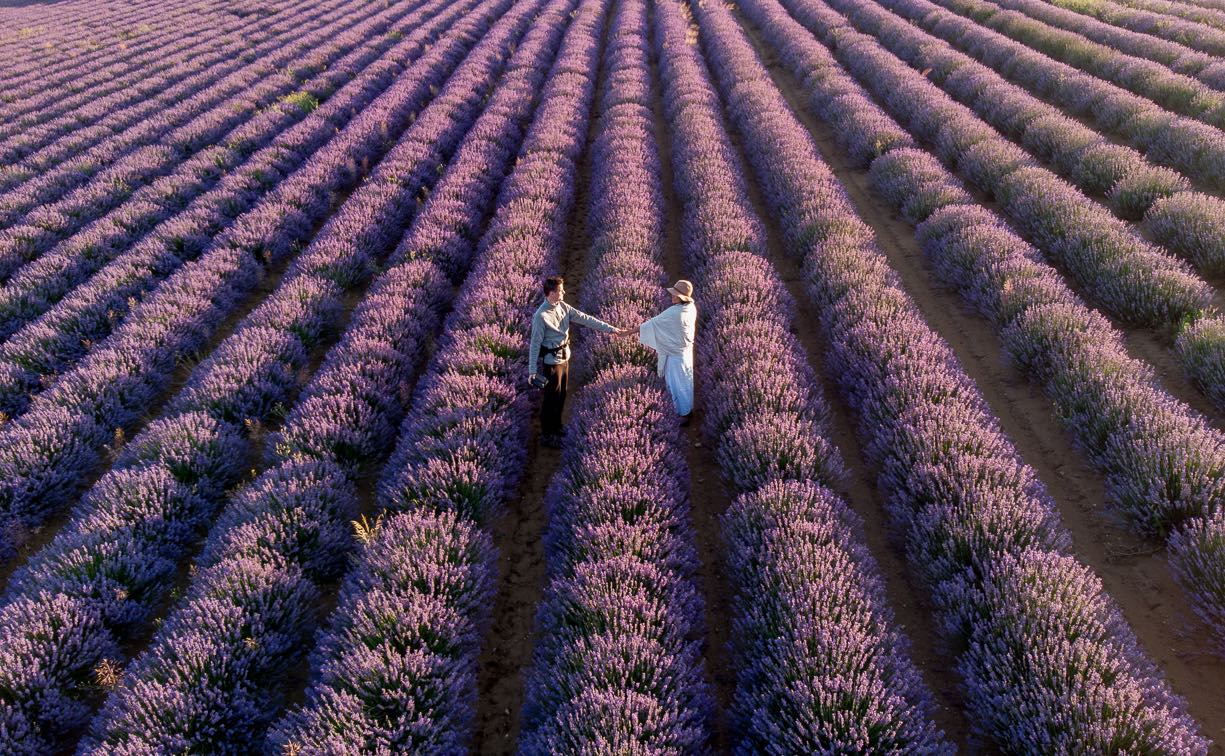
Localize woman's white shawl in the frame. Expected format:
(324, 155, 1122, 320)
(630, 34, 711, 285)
(638, 301, 696, 375)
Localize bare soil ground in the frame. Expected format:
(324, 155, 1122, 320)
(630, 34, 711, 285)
(473, 7, 614, 747)
(733, 7, 1225, 750)
(648, 5, 735, 746)
(473, 430, 557, 754)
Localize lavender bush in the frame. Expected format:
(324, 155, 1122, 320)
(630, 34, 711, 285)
(519, 0, 713, 747)
(723, 481, 949, 753)
(268, 0, 608, 749)
(654, 0, 950, 750)
(0, 0, 500, 561)
(813, 0, 1225, 274)
(698, 0, 1207, 748)
(1170, 513, 1225, 651)
(521, 368, 712, 753)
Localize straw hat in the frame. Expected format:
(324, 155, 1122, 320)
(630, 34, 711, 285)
(667, 279, 694, 302)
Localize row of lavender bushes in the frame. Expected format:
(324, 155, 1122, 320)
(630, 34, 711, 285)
(791, 0, 1225, 411)
(0, 0, 449, 416)
(696, 0, 1207, 750)
(786, 0, 1212, 330)
(821, 0, 1225, 277)
(943, 0, 1225, 85)
(518, 0, 712, 748)
(879, 0, 1225, 192)
(0, 0, 260, 107)
(0, 4, 165, 88)
(1040, 0, 1225, 54)
(266, 0, 608, 749)
(0, 0, 208, 93)
(964, 0, 1225, 109)
(0, 0, 489, 560)
(975, 0, 1225, 87)
(0, 0, 404, 277)
(654, 0, 951, 750)
(0, 0, 537, 750)
(745, 0, 1225, 661)
(0, 0, 434, 346)
(1105, 0, 1225, 25)
(0, 0, 370, 200)
(0, 0, 331, 194)
(0, 2, 245, 143)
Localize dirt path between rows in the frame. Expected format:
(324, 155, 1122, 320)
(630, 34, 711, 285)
(647, 3, 734, 747)
(732, 7, 1225, 750)
(473, 5, 614, 748)
(473, 433, 558, 755)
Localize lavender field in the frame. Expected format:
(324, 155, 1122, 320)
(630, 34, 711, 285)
(3, 0, 1225, 751)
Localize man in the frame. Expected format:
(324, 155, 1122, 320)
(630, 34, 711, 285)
(528, 276, 624, 448)
(639, 279, 697, 423)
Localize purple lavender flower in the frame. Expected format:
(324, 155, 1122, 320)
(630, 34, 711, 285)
(700, 0, 1208, 747)
(271, 0, 608, 750)
(655, 1, 950, 750)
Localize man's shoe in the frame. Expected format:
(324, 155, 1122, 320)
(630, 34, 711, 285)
(679, 414, 692, 427)
(541, 434, 563, 449)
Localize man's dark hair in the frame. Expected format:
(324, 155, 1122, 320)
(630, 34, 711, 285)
(543, 276, 565, 296)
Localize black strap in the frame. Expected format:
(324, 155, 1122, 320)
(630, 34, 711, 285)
(539, 336, 570, 357)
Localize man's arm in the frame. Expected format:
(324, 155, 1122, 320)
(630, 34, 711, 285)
(527, 314, 543, 378)
(566, 304, 618, 333)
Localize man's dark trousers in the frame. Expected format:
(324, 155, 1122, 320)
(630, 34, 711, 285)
(541, 360, 569, 437)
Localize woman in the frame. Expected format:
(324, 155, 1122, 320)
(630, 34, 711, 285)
(639, 279, 697, 422)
